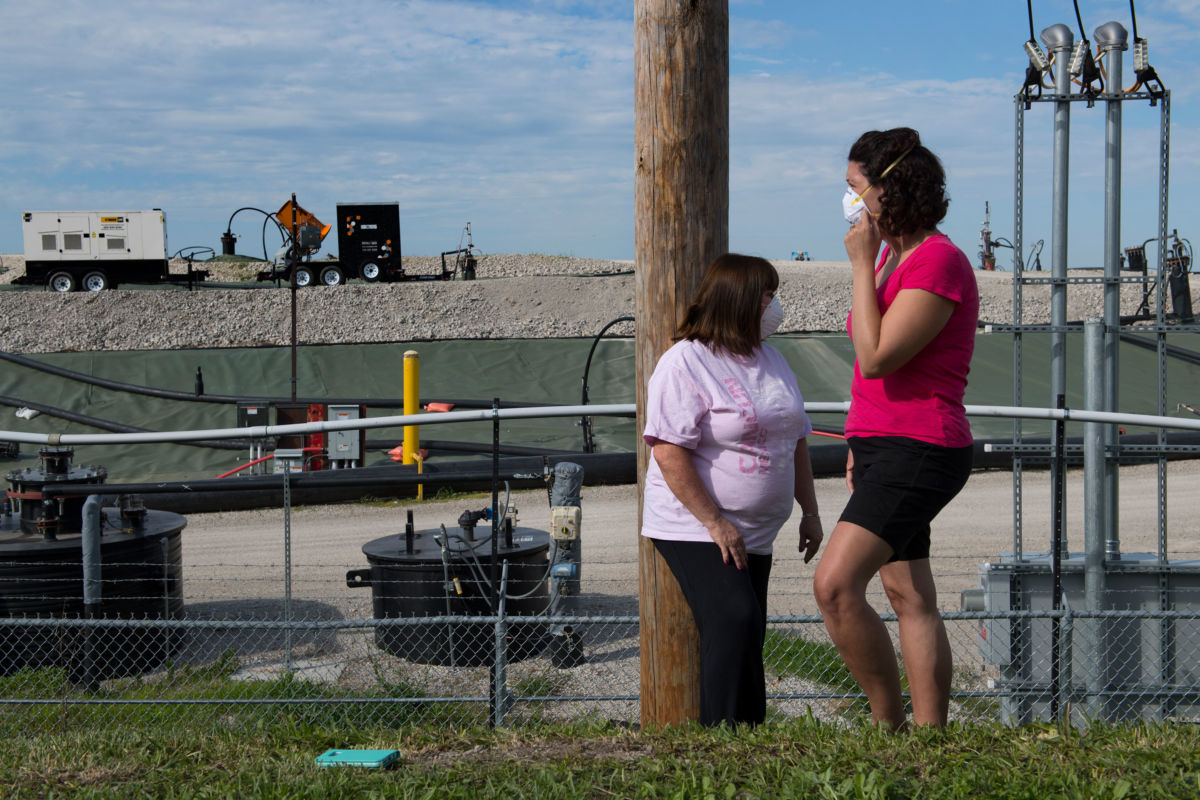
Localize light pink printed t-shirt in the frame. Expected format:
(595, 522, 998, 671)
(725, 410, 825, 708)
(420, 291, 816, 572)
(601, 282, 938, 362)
(640, 339, 812, 555)
(845, 233, 978, 447)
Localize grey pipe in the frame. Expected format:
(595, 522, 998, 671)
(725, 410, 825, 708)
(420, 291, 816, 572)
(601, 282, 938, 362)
(81, 494, 116, 607)
(1042, 23, 1073, 409)
(549, 462, 584, 614)
(81, 493, 114, 692)
(1097, 21, 1129, 561)
(1043, 22, 1075, 550)
(1083, 318, 1108, 720)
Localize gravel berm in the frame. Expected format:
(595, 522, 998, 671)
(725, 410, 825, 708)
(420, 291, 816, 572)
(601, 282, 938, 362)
(0, 252, 1181, 354)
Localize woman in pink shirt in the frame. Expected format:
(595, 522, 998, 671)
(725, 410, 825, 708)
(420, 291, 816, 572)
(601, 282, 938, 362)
(642, 253, 824, 726)
(814, 128, 978, 729)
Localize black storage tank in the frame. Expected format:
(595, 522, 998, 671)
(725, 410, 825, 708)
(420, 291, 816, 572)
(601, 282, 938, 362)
(348, 525, 550, 666)
(1, 449, 185, 681)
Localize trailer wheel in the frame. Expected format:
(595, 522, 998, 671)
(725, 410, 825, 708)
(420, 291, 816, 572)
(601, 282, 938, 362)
(47, 271, 76, 293)
(82, 271, 110, 292)
(292, 267, 314, 288)
(319, 265, 344, 286)
(359, 261, 381, 282)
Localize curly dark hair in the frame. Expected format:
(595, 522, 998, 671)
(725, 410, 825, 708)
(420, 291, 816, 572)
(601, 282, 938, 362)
(848, 127, 948, 237)
(676, 253, 778, 357)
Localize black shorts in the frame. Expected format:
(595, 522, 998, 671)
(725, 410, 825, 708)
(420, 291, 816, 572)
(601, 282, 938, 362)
(838, 436, 973, 562)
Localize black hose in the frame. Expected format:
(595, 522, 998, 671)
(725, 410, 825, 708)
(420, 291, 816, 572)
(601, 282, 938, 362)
(1027, 0, 1036, 43)
(0, 347, 564, 409)
(580, 315, 635, 453)
(1118, 333, 1200, 367)
(40, 452, 638, 499)
(1129, 0, 1139, 42)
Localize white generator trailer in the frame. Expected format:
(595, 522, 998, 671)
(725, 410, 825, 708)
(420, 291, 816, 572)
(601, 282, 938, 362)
(18, 210, 207, 291)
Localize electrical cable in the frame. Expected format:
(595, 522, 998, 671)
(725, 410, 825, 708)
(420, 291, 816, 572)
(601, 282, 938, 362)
(1068, 0, 1104, 96)
(1125, 0, 1164, 96)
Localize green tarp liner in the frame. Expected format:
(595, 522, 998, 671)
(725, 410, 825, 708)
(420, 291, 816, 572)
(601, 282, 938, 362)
(2, 331, 1200, 483)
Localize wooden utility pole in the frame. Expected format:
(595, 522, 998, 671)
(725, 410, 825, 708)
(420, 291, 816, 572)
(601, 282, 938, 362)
(635, 0, 729, 727)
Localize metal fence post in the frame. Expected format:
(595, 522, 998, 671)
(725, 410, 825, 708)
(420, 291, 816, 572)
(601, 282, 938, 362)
(161, 536, 171, 666)
(283, 467, 293, 673)
(1060, 599, 1074, 727)
(492, 561, 512, 727)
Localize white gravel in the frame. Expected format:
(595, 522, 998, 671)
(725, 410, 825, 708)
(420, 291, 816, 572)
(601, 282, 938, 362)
(0, 252, 1186, 354)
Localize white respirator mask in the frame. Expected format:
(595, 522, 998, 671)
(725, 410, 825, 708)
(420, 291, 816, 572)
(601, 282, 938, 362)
(760, 295, 784, 339)
(842, 186, 868, 225)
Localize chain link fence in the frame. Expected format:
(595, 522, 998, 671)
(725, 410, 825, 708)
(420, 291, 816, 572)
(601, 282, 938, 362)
(3, 544, 1199, 732)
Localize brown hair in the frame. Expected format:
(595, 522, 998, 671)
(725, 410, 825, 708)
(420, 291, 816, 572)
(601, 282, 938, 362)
(848, 127, 948, 237)
(676, 253, 779, 357)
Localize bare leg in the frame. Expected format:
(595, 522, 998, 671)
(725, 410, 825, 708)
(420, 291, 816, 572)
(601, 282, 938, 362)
(813, 522, 905, 728)
(879, 558, 951, 727)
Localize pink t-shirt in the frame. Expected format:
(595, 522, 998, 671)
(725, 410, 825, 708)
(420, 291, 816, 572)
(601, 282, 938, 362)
(640, 339, 812, 555)
(845, 233, 978, 447)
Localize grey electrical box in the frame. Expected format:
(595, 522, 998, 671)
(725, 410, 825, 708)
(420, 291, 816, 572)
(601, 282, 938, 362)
(975, 553, 1200, 724)
(327, 404, 363, 460)
(272, 448, 304, 473)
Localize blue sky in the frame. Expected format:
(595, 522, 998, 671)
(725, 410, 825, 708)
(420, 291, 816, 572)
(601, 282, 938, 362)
(1, 0, 1197, 266)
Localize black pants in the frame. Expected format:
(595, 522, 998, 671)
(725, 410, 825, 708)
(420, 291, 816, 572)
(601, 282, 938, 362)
(652, 538, 772, 727)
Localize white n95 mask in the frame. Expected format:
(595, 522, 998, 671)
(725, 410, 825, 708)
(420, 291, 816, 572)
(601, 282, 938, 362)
(760, 296, 784, 339)
(843, 186, 867, 225)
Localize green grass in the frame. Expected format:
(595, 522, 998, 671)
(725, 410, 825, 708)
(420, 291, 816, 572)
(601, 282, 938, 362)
(2, 716, 1197, 799)
(3, 655, 1197, 797)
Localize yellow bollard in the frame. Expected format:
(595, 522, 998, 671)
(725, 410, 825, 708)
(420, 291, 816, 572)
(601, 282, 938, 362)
(403, 350, 422, 499)
(403, 350, 420, 464)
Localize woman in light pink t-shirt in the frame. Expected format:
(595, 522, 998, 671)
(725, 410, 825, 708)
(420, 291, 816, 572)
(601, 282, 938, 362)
(814, 128, 977, 730)
(642, 253, 823, 727)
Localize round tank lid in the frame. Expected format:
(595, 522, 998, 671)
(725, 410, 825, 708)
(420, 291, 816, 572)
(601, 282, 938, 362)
(361, 526, 549, 563)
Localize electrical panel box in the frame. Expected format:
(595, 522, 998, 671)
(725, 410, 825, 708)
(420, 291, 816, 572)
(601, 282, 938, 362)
(550, 506, 581, 541)
(327, 404, 364, 460)
(236, 403, 268, 430)
(272, 448, 304, 474)
(336, 203, 401, 280)
(22, 210, 167, 262)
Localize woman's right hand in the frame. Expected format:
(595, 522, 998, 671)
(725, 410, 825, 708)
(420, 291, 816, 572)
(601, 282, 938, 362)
(844, 209, 882, 271)
(845, 448, 855, 493)
(706, 517, 748, 570)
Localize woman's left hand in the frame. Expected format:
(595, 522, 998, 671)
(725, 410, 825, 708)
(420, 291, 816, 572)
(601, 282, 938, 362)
(798, 515, 824, 563)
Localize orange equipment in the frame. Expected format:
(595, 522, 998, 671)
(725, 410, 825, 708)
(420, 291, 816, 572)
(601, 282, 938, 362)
(276, 199, 332, 255)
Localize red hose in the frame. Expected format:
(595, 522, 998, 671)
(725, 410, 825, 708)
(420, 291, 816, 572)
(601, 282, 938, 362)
(215, 454, 274, 479)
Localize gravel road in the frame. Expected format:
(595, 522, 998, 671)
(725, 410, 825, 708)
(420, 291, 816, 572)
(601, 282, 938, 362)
(0, 252, 1184, 354)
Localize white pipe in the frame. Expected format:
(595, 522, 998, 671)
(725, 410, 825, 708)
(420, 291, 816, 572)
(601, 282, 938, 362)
(0, 403, 637, 446)
(5, 401, 1200, 447)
